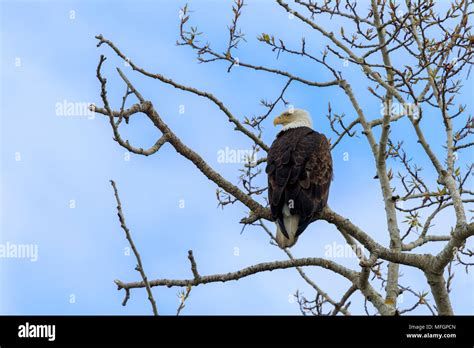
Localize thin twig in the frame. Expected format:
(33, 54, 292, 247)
(110, 180, 159, 316)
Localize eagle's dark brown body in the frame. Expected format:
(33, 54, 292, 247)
(266, 127, 333, 245)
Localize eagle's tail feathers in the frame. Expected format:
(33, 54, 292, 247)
(276, 218, 289, 239)
(276, 205, 300, 248)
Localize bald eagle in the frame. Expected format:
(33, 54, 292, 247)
(266, 109, 333, 248)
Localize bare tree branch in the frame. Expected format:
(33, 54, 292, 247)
(110, 180, 158, 316)
(94, 0, 473, 315)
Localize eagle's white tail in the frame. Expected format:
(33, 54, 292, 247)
(275, 204, 300, 248)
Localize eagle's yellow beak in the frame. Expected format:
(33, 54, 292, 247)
(273, 115, 283, 126)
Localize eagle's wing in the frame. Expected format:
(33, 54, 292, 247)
(293, 131, 332, 223)
(266, 128, 332, 238)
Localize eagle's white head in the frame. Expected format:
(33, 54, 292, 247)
(273, 109, 313, 131)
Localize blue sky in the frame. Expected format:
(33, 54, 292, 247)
(1, 0, 472, 315)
